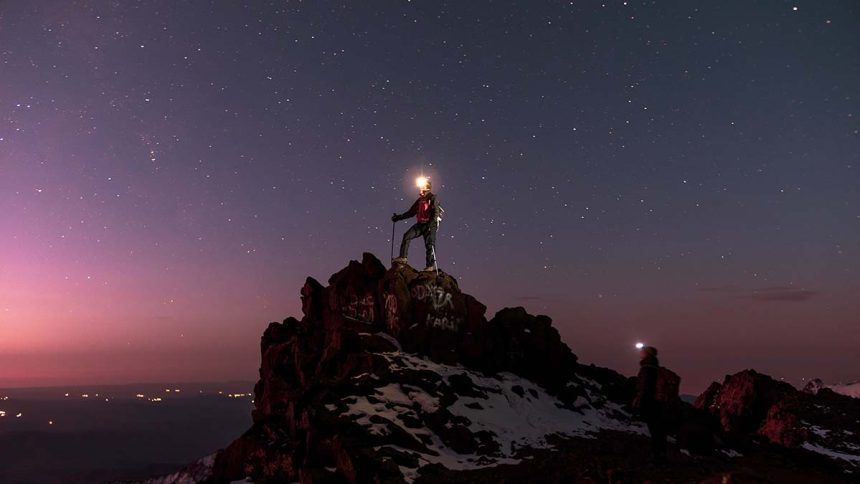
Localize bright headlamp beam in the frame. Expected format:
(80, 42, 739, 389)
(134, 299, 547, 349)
(635, 342, 645, 350)
(416, 176, 428, 189)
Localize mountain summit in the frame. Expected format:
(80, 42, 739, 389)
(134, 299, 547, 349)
(159, 253, 858, 483)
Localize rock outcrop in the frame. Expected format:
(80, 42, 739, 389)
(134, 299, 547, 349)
(210, 253, 636, 483)
(695, 369, 860, 461)
(182, 253, 858, 483)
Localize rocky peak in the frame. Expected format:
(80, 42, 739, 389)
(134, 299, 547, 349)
(211, 253, 636, 483)
(695, 369, 860, 459)
(177, 253, 859, 483)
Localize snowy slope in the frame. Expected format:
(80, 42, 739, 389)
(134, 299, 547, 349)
(333, 351, 644, 482)
(805, 378, 860, 399)
(828, 382, 860, 399)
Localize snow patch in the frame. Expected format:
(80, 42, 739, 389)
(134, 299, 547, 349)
(807, 424, 831, 438)
(338, 351, 644, 482)
(802, 442, 860, 465)
(720, 448, 743, 458)
(828, 382, 860, 399)
(145, 453, 216, 483)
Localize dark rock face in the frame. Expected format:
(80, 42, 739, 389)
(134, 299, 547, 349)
(694, 369, 796, 436)
(695, 369, 860, 461)
(197, 254, 859, 483)
(208, 253, 635, 483)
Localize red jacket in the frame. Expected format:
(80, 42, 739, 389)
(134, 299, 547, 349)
(397, 192, 439, 225)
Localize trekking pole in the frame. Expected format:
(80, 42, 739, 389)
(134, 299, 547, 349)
(431, 246, 439, 276)
(390, 220, 396, 262)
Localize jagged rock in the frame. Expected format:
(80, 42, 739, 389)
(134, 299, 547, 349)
(695, 369, 860, 469)
(694, 369, 795, 436)
(207, 253, 646, 483)
(196, 254, 859, 483)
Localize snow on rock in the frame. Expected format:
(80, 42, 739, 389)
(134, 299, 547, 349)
(828, 382, 860, 399)
(804, 378, 860, 399)
(334, 351, 642, 482)
(143, 453, 216, 484)
(801, 442, 860, 465)
(205, 254, 654, 483)
(698, 371, 860, 470)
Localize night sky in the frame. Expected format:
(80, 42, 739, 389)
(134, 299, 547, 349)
(1, 1, 858, 392)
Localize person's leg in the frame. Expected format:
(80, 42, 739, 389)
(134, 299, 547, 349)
(646, 419, 668, 464)
(423, 224, 437, 268)
(399, 223, 422, 258)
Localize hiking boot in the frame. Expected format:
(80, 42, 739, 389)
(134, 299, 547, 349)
(423, 265, 436, 272)
(392, 257, 408, 265)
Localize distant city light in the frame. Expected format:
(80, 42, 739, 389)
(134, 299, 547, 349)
(49, 420, 54, 425)
(0, 410, 5, 417)
(81, 394, 89, 398)
(136, 394, 145, 398)
(15, 413, 22, 418)
(149, 397, 162, 402)
(64, 393, 69, 397)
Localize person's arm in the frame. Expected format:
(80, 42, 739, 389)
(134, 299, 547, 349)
(393, 199, 419, 221)
(633, 367, 646, 408)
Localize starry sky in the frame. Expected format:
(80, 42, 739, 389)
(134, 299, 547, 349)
(1, 1, 858, 392)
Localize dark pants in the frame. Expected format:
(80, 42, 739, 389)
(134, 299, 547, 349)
(645, 415, 668, 464)
(400, 222, 437, 267)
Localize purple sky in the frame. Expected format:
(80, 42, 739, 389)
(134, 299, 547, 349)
(1, 1, 858, 393)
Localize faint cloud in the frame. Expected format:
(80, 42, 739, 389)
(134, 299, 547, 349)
(697, 285, 743, 293)
(698, 285, 820, 302)
(749, 287, 819, 302)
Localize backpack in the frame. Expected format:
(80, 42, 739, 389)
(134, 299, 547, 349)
(432, 195, 445, 224)
(655, 367, 681, 403)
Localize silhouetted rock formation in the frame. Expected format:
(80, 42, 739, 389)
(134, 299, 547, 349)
(172, 253, 858, 483)
(208, 254, 639, 483)
(695, 369, 860, 458)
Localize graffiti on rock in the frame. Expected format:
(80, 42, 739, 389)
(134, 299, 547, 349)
(411, 282, 460, 331)
(344, 293, 375, 322)
(426, 313, 461, 331)
(411, 283, 455, 311)
(384, 293, 400, 334)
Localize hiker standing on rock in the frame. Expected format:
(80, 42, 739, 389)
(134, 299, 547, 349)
(632, 344, 668, 464)
(391, 177, 442, 271)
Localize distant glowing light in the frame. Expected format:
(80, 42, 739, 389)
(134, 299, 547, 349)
(64, 393, 69, 397)
(15, 413, 22, 418)
(81, 394, 89, 398)
(635, 342, 645, 350)
(149, 397, 162, 402)
(136, 394, 145, 398)
(0, 410, 5, 417)
(49, 420, 54, 425)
